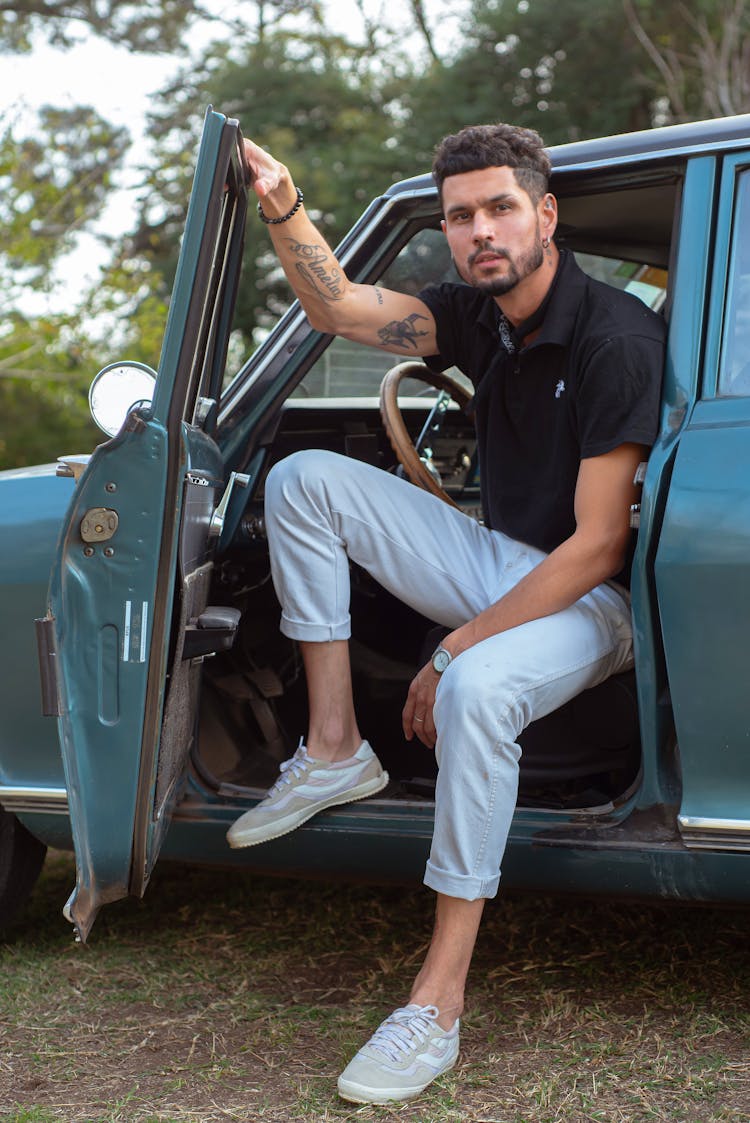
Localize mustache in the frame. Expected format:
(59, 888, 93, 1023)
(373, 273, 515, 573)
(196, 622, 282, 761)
(467, 241, 510, 267)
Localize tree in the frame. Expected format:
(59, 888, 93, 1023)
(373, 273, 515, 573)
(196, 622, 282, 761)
(0, 1, 414, 466)
(0, 0, 201, 54)
(391, 0, 750, 165)
(0, 105, 128, 299)
(129, 28, 413, 343)
(0, 311, 102, 467)
(623, 0, 750, 122)
(4, 0, 748, 471)
(392, 0, 658, 166)
(0, 105, 132, 469)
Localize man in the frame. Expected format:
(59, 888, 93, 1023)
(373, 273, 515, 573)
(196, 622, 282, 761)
(227, 123, 665, 1104)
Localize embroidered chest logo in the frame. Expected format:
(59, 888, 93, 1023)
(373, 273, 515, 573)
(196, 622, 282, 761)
(554, 379, 566, 399)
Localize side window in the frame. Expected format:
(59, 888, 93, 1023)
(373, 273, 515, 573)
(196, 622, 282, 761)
(292, 228, 669, 401)
(718, 168, 750, 397)
(293, 227, 460, 399)
(573, 252, 668, 312)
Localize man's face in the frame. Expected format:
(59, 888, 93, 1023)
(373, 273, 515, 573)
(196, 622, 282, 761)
(440, 166, 554, 297)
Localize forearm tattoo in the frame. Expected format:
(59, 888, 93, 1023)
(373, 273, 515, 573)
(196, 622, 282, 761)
(282, 238, 428, 349)
(283, 237, 345, 302)
(377, 313, 430, 350)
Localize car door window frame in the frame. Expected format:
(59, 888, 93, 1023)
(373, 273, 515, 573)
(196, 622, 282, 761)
(700, 153, 750, 401)
(715, 163, 750, 398)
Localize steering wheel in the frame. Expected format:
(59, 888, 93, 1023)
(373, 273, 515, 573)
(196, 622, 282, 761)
(379, 361, 473, 508)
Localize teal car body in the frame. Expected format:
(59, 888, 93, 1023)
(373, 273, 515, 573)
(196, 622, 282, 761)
(2, 109, 750, 940)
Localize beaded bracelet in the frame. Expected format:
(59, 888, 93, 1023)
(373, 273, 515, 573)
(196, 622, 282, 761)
(257, 187, 304, 225)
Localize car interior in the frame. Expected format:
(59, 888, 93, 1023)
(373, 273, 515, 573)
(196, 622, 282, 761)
(188, 169, 681, 817)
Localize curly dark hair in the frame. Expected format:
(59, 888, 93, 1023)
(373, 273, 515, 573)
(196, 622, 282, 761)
(432, 123, 551, 207)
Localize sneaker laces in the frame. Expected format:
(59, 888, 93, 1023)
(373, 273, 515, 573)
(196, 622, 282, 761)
(366, 1005, 440, 1064)
(267, 740, 311, 795)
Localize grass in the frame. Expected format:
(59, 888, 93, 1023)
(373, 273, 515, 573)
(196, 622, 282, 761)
(0, 851, 748, 1121)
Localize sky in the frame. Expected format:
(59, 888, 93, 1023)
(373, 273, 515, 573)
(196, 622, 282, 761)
(1, 1, 471, 133)
(1, 1, 470, 310)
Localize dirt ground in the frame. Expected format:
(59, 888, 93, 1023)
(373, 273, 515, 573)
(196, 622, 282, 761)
(1, 851, 749, 1122)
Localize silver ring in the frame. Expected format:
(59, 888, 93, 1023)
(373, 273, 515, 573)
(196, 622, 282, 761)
(414, 716, 424, 722)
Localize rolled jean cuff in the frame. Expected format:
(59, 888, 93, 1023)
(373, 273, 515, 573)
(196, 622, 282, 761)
(423, 860, 500, 901)
(279, 614, 351, 643)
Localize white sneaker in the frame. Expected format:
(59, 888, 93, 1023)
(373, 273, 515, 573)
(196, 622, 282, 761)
(337, 1004, 459, 1104)
(226, 739, 388, 848)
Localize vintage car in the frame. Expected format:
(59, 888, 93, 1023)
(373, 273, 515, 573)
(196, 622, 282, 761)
(2, 109, 749, 942)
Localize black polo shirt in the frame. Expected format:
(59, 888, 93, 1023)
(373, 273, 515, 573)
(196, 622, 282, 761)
(418, 249, 665, 571)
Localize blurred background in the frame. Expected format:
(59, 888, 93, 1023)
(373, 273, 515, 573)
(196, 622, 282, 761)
(1, 0, 748, 469)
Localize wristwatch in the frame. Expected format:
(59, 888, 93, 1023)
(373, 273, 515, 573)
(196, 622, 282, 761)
(431, 644, 453, 674)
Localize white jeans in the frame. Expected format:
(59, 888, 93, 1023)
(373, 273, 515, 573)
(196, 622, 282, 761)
(264, 449, 634, 900)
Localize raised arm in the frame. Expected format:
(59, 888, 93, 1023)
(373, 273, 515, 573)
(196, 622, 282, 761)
(244, 138, 439, 356)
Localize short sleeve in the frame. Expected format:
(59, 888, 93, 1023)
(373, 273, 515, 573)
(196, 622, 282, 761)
(577, 332, 665, 458)
(417, 283, 494, 383)
(417, 284, 462, 371)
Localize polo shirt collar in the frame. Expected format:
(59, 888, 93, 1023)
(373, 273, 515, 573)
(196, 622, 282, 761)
(476, 248, 587, 351)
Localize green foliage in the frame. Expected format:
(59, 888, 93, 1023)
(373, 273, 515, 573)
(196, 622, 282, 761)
(393, 0, 655, 167)
(0, 0, 201, 54)
(3, 0, 749, 468)
(133, 30, 414, 343)
(0, 105, 127, 295)
(86, 260, 172, 366)
(211, 35, 413, 339)
(0, 314, 100, 469)
(0, 260, 172, 470)
(0, 105, 141, 469)
(623, 0, 750, 121)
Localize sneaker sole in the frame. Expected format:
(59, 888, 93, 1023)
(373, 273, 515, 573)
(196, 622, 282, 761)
(226, 771, 390, 849)
(337, 1054, 458, 1104)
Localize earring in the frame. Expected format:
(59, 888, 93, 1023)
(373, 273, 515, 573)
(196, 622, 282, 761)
(542, 236, 551, 249)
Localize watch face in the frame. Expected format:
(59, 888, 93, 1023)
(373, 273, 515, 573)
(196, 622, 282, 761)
(432, 647, 452, 673)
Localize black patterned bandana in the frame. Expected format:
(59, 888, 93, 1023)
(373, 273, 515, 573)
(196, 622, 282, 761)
(498, 314, 517, 354)
(495, 253, 565, 355)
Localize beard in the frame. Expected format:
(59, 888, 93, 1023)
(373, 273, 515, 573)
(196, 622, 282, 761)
(463, 230, 545, 296)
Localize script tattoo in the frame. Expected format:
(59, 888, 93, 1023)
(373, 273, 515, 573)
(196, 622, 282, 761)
(284, 237, 345, 302)
(377, 313, 429, 350)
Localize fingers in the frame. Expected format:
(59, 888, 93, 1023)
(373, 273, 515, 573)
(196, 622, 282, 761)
(242, 138, 283, 197)
(416, 713, 437, 749)
(402, 665, 438, 748)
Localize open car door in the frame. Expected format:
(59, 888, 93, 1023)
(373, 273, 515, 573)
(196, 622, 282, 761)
(39, 108, 247, 941)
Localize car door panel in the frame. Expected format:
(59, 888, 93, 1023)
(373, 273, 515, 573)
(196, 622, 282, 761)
(44, 109, 247, 940)
(655, 152, 750, 851)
